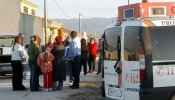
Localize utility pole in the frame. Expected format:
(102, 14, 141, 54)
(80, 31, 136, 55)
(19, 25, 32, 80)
(85, 23, 86, 31)
(44, 0, 47, 45)
(79, 13, 81, 36)
(128, 0, 130, 5)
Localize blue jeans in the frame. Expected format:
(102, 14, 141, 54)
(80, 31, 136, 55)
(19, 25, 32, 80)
(29, 60, 40, 91)
(52, 81, 63, 91)
(67, 60, 73, 82)
(58, 81, 63, 90)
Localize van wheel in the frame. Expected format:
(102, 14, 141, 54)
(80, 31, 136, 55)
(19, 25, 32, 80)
(101, 81, 106, 97)
(170, 93, 175, 100)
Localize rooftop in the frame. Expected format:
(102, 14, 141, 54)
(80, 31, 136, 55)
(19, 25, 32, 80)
(21, 0, 37, 8)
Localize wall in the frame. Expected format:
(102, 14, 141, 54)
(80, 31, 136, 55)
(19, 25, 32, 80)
(19, 13, 45, 45)
(0, 0, 21, 34)
(34, 17, 45, 45)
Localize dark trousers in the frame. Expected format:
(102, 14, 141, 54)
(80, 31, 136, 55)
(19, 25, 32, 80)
(11, 61, 23, 90)
(80, 58, 87, 74)
(71, 55, 81, 86)
(29, 60, 40, 91)
(88, 55, 96, 72)
(97, 52, 103, 73)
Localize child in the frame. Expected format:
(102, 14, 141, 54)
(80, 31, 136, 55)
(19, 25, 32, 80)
(37, 45, 54, 92)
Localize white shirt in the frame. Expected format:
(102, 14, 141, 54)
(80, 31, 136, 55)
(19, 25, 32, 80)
(68, 37, 81, 58)
(11, 43, 24, 61)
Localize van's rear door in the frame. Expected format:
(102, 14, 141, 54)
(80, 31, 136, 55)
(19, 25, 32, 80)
(123, 61, 140, 100)
(148, 26, 175, 87)
(153, 64, 175, 87)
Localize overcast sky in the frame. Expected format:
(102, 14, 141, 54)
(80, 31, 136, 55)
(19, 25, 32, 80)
(28, 0, 175, 19)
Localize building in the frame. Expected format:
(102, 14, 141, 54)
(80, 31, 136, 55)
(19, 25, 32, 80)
(21, 0, 37, 16)
(20, 0, 63, 44)
(47, 20, 63, 38)
(0, 0, 63, 45)
(0, 0, 21, 34)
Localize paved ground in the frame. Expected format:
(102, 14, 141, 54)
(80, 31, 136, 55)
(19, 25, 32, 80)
(0, 72, 102, 100)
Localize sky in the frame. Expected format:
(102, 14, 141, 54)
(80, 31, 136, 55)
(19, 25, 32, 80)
(28, 0, 175, 19)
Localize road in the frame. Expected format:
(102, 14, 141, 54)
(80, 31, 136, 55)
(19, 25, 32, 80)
(0, 72, 102, 100)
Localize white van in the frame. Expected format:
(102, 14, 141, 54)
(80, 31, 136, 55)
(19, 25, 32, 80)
(0, 33, 29, 76)
(102, 17, 175, 100)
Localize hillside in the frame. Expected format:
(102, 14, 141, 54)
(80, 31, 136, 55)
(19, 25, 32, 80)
(55, 17, 116, 37)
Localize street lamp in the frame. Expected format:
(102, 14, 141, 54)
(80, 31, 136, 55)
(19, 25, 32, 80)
(79, 13, 86, 37)
(79, 13, 81, 35)
(44, 0, 48, 45)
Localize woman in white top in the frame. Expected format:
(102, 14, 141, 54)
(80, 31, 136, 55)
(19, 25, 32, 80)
(11, 36, 26, 91)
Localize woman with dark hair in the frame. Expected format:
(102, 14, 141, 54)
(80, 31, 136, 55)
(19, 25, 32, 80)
(11, 36, 26, 91)
(27, 35, 40, 91)
(80, 38, 88, 75)
(51, 36, 66, 91)
(88, 38, 97, 73)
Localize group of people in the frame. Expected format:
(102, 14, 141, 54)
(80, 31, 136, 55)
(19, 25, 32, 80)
(11, 31, 103, 92)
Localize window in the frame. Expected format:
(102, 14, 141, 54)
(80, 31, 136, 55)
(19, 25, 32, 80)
(124, 26, 144, 61)
(0, 37, 14, 47)
(23, 6, 28, 13)
(104, 26, 122, 60)
(149, 26, 175, 62)
(123, 8, 134, 19)
(149, 6, 166, 17)
(31, 9, 35, 16)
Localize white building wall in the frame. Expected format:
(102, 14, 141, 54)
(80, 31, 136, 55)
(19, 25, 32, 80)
(34, 17, 45, 45)
(19, 13, 45, 45)
(0, 0, 21, 34)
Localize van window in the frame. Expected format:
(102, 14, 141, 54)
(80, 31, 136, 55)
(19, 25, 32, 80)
(149, 26, 175, 62)
(104, 26, 122, 60)
(0, 38, 14, 47)
(124, 26, 144, 61)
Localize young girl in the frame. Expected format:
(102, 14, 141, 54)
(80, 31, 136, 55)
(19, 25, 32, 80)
(37, 45, 54, 92)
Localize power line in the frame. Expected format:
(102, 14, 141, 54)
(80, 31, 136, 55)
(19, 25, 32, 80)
(54, 0, 71, 18)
